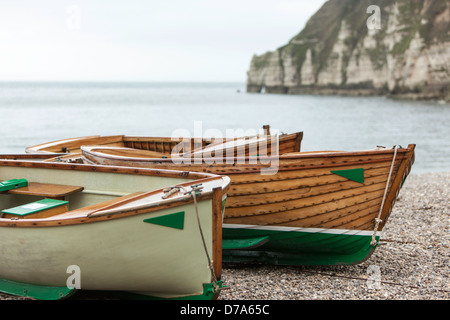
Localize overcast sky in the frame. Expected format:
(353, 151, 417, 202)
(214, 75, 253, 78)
(0, 0, 327, 82)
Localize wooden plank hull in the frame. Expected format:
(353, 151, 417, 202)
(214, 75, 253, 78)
(80, 144, 415, 266)
(0, 159, 230, 299)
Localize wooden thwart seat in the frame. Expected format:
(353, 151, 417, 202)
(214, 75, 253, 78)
(2, 182, 84, 200)
(0, 179, 84, 219)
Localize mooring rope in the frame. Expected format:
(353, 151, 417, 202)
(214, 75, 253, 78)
(190, 187, 222, 293)
(163, 185, 221, 292)
(371, 145, 399, 246)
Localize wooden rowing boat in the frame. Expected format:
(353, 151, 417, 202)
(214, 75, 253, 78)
(25, 126, 303, 160)
(0, 155, 230, 300)
(77, 144, 416, 266)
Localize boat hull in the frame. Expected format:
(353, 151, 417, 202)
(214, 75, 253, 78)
(81, 144, 415, 266)
(222, 224, 380, 266)
(0, 202, 214, 299)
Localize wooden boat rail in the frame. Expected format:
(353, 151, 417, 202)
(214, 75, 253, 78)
(81, 176, 228, 219)
(0, 158, 218, 180)
(80, 145, 412, 176)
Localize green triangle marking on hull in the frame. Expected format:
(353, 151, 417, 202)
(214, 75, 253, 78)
(143, 211, 185, 230)
(331, 168, 364, 183)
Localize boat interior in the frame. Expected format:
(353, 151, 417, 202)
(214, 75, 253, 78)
(26, 135, 235, 156)
(25, 127, 301, 165)
(0, 160, 214, 222)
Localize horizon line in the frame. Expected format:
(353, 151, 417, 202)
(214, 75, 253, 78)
(0, 80, 247, 84)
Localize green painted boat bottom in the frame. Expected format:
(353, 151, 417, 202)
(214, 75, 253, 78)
(0, 278, 75, 300)
(83, 281, 227, 300)
(124, 281, 226, 300)
(0, 277, 225, 300)
(222, 224, 381, 266)
(222, 236, 269, 250)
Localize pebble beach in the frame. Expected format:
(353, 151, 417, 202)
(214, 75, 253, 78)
(219, 171, 449, 300)
(1, 171, 448, 301)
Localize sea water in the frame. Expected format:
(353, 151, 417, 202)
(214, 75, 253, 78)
(0, 81, 448, 174)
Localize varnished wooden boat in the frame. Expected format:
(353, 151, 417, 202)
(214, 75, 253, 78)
(0, 155, 230, 300)
(25, 126, 303, 160)
(77, 144, 416, 266)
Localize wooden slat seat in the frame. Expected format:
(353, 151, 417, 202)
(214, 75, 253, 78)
(2, 182, 84, 199)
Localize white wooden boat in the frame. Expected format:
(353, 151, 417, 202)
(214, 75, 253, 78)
(0, 155, 230, 300)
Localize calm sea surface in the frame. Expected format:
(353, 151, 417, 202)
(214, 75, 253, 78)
(0, 82, 449, 174)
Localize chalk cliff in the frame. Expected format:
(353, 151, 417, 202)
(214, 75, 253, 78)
(246, 0, 450, 101)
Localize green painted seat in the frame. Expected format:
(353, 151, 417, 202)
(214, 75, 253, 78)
(2, 199, 68, 217)
(0, 179, 28, 192)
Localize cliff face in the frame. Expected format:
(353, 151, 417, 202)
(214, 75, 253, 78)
(246, 0, 450, 101)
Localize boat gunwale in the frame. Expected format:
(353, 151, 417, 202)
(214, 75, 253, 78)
(0, 158, 219, 180)
(81, 144, 415, 162)
(0, 154, 68, 160)
(24, 135, 124, 153)
(80, 145, 415, 176)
